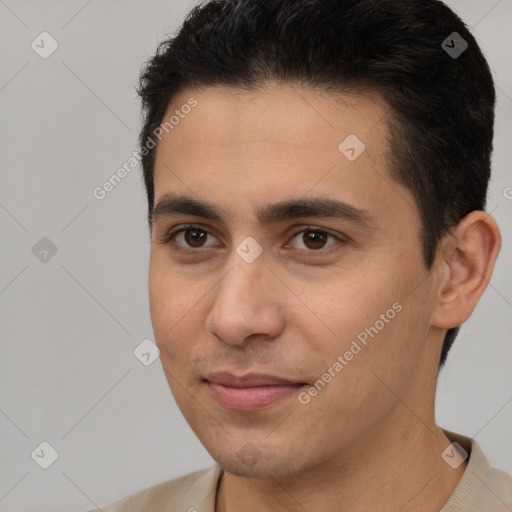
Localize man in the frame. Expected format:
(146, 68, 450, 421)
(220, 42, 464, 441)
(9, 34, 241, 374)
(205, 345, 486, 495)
(88, 0, 511, 510)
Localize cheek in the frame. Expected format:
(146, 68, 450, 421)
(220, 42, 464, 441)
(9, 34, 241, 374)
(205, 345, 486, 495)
(148, 257, 208, 371)
(304, 270, 396, 338)
(148, 251, 190, 327)
(148, 276, 199, 407)
(148, 268, 170, 339)
(302, 258, 426, 370)
(148, 256, 187, 351)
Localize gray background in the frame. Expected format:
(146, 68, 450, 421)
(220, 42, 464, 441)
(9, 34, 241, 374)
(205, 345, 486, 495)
(0, 1, 511, 511)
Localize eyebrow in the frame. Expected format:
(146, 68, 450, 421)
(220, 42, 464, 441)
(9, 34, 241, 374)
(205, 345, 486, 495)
(151, 193, 377, 229)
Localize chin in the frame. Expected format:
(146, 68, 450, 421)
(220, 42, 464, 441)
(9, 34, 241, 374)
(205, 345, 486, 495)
(218, 459, 290, 479)
(211, 446, 309, 479)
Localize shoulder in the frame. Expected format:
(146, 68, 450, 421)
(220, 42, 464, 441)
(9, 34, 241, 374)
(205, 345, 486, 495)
(442, 430, 512, 512)
(84, 464, 222, 512)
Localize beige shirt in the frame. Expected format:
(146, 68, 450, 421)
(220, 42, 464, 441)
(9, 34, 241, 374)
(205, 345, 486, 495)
(87, 431, 512, 511)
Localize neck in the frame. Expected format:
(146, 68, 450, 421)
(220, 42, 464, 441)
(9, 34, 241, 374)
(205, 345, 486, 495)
(215, 418, 467, 512)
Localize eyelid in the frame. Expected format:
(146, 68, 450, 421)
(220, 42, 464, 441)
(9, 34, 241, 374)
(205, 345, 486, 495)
(161, 223, 346, 255)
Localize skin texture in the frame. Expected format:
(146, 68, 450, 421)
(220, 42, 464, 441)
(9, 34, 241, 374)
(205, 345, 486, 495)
(148, 85, 501, 512)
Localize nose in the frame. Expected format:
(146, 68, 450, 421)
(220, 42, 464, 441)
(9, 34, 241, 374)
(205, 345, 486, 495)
(204, 253, 286, 346)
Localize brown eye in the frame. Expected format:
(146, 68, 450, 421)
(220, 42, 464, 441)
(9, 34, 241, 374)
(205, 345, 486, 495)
(184, 228, 208, 248)
(164, 225, 220, 250)
(289, 228, 338, 251)
(163, 224, 344, 258)
(302, 230, 328, 250)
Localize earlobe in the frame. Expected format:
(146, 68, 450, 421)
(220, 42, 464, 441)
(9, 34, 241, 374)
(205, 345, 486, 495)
(432, 211, 501, 329)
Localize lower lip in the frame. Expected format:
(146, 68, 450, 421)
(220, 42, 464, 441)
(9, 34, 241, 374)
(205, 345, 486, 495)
(207, 381, 304, 411)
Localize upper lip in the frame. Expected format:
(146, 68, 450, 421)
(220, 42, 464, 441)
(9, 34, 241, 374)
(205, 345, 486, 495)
(205, 371, 305, 387)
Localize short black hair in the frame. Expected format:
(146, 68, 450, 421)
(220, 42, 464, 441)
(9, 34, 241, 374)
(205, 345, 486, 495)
(137, 0, 496, 368)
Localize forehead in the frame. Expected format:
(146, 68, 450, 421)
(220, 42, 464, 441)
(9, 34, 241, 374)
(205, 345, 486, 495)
(152, 84, 418, 231)
(159, 84, 388, 154)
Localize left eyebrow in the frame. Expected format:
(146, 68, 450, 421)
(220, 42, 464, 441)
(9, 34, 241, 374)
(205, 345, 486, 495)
(151, 193, 377, 229)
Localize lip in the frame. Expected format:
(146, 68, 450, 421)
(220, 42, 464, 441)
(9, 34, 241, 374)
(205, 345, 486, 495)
(206, 371, 304, 387)
(205, 371, 307, 411)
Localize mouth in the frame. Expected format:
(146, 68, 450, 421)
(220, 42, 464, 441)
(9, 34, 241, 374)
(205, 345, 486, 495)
(204, 371, 308, 412)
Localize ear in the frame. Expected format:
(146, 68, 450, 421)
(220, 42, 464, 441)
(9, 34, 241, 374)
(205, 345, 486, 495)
(432, 211, 501, 329)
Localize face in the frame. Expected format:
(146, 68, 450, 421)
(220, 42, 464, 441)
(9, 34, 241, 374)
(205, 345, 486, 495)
(148, 85, 444, 479)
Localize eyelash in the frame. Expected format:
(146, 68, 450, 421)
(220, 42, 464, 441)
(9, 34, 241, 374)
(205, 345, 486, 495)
(160, 223, 345, 258)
